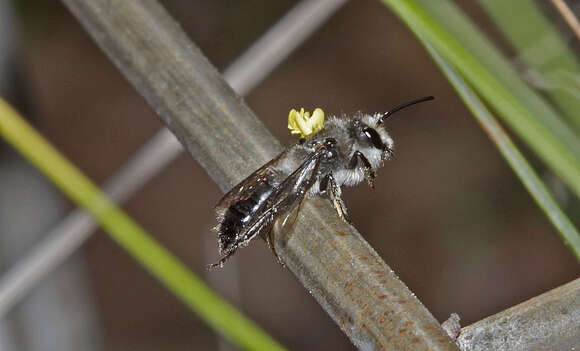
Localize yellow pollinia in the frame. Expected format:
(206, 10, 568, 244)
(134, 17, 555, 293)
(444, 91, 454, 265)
(287, 107, 325, 138)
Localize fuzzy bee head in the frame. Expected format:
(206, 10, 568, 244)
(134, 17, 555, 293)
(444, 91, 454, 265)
(288, 107, 325, 138)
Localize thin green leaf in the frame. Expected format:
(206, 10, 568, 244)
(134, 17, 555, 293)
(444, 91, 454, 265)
(420, 37, 580, 261)
(414, 0, 580, 150)
(478, 0, 580, 131)
(0, 98, 286, 351)
(380, 0, 580, 200)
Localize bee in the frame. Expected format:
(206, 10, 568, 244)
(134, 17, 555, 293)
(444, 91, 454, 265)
(209, 96, 434, 268)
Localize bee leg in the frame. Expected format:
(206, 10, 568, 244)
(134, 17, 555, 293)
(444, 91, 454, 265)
(265, 229, 286, 267)
(384, 146, 394, 159)
(382, 146, 393, 166)
(265, 149, 327, 265)
(267, 197, 304, 268)
(323, 174, 351, 223)
(348, 151, 375, 188)
(207, 245, 239, 269)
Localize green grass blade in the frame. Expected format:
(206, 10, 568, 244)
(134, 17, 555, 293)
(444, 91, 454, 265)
(420, 38, 580, 261)
(380, 0, 580, 200)
(414, 0, 580, 149)
(478, 0, 580, 131)
(0, 98, 286, 351)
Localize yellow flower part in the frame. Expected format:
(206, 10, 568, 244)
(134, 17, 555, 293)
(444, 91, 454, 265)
(287, 107, 325, 138)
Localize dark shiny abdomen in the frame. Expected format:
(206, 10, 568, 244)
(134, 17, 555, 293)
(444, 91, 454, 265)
(219, 180, 274, 250)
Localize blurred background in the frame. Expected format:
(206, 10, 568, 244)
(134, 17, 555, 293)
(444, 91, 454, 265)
(0, 0, 578, 350)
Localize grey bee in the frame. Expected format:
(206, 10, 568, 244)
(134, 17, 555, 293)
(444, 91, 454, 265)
(209, 96, 433, 268)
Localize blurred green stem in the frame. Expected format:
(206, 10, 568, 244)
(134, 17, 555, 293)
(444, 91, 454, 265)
(478, 0, 580, 132)
(0, 98, 286, 351)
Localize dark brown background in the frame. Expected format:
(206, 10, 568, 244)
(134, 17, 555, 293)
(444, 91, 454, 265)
(12, 0, 579, 349)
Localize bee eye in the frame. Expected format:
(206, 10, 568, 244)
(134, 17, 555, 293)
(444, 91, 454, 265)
(363, 127, 385, 150)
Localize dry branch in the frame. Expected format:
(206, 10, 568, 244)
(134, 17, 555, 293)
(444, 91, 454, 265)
(459, 277, 580, 351)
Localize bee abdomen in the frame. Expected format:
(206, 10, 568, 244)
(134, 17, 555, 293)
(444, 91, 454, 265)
(218, 181, 274, 252)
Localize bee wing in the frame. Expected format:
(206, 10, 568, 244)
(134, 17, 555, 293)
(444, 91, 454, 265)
(211, 148, 325, 268)
(215, 149, 288, 215)
(229, 148, 324, 247)
(266, 147, 326, 223)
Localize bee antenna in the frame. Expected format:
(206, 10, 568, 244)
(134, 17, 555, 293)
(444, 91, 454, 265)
(379, 96, 434, 124)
